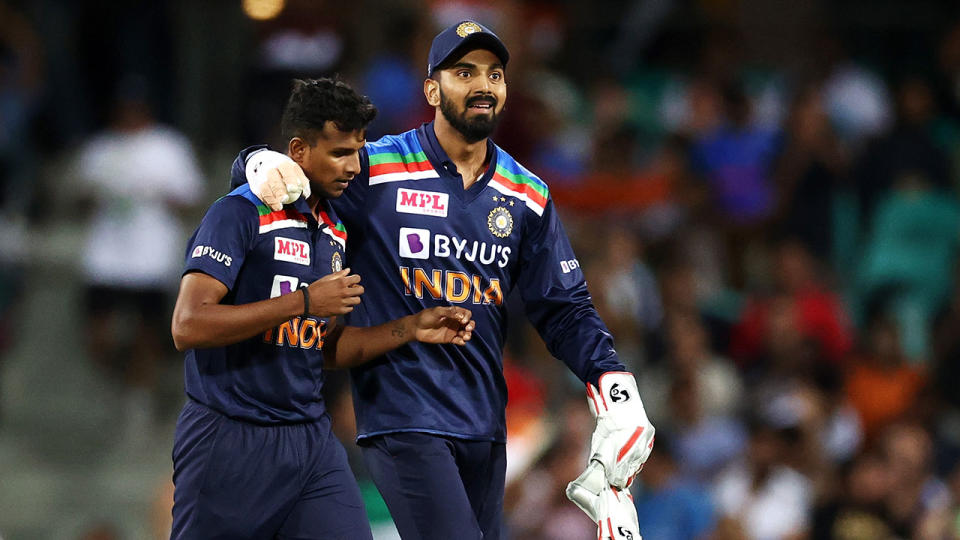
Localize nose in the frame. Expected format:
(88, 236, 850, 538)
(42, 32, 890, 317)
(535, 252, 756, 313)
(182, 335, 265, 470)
(344, 151, 361, 177)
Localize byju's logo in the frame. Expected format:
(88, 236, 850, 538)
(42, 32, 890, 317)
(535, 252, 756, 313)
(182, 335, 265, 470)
(399, 227, 430, 259)
(191, 245, 232, 267)
(270, 274, 300, 298)
(560, 258, 580, 273)
(610, 382, 630, 403)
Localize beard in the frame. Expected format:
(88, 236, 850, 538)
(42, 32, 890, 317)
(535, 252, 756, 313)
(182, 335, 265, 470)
(439, 88, 501, 143)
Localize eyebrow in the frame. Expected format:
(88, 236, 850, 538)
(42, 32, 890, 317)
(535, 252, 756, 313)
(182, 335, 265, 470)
(450, 62, 504, 71)
(331, 144, 363, 153)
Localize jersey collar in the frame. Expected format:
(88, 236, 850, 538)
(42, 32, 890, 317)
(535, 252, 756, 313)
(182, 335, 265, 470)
(416, 121, 498, 201)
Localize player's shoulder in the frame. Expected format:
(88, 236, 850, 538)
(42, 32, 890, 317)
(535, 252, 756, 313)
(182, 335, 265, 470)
(221, 185, 313, 236)
(366, 128, 425, 160)
(365, 129, 435, 185)
(202, 185, 264, 222)
(216, 184, 262, 210)
(490, 144, 550, 217)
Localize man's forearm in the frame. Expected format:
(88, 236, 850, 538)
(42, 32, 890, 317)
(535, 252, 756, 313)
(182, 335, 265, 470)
(323, 315, 416, 369)
(172, 291, 304, 351)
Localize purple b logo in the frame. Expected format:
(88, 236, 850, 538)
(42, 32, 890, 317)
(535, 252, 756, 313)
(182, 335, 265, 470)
(406, 233, 424, 253)
(270, 275, 300, 299)
(399, 227, 430, 259)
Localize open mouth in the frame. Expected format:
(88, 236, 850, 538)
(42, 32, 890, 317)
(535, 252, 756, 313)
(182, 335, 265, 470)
(467, 97, 496, 112)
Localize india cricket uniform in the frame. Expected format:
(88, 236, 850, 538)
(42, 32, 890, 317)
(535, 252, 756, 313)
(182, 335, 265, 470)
(171, 183, 371, 540)
(232, 121, 625, 538)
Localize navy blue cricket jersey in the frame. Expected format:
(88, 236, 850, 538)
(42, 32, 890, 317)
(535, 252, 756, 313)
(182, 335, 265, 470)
(232, 122, 625, 440)
(181, 181, 347, 424)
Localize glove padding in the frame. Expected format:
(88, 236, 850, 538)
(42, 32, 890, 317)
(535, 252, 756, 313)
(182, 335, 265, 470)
(246, 150, 311, 210)
(587, 372, 655, 489)
(566, 461, 642, 540)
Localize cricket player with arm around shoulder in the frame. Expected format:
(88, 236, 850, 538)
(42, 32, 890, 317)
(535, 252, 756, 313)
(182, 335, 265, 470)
(168, 77, 474, 539)
(235, 21, 653, 540)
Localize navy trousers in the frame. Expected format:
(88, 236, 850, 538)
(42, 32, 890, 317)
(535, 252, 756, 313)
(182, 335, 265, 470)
(171, 400, 373, 539)
(360, 432, 506, 540)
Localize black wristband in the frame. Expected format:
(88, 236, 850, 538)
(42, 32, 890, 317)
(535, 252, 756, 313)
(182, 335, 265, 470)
(301, 287, 310, 318)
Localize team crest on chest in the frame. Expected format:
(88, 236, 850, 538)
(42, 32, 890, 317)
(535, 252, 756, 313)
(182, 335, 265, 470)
(487, 206, 513, 238)
(331, 251, 343, 272)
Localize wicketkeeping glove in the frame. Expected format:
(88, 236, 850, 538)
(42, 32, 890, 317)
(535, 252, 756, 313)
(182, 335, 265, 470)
(586, 371, 655, 489)
(566, 461, 642, 540)
(246, 149, 311, 210)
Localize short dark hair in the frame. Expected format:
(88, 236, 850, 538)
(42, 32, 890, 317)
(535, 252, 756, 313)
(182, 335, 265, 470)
(280, 78, 377, 144)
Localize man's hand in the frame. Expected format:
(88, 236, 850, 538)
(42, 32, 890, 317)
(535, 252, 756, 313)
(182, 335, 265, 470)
(586, 372, 655, 490)
(566, 461, 642, 540)
(246, 150, 311, 211)
(411, 306, 475, 345)
(305, 268, 363, 317)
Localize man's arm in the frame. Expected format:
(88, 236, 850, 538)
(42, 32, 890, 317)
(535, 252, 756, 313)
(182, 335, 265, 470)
(172, 272, 303, 351)
(518, 199, 625, 383)
(230, 148, 370, 227)
(172, 268, 365, 351)
(517, 197, 654, 494)
(322, 306, 475, 369)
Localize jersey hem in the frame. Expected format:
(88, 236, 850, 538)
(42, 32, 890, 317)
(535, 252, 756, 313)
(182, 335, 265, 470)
(356, 427, 506, 444)
(186, 396, 330, 427)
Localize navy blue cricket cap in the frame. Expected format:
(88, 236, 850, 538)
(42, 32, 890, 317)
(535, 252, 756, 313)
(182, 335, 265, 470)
(427, 20, 510, 76)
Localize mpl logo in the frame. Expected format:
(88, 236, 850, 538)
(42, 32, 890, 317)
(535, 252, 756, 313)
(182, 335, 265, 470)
(270, 275, 300, 298)
(274, 237, 310, 265)
(399, 227, 430, 259)
(396, 188, 448, 217)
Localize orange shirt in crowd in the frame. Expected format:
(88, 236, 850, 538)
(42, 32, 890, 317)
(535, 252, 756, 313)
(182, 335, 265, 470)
(845, 361, 925, 439)
(550, 172, 673, 214)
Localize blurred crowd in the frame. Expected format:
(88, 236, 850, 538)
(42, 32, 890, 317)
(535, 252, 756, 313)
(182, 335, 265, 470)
(5, 0, 960, 538)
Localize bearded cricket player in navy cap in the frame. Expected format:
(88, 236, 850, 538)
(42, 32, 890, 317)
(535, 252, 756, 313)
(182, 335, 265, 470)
(231, 21, 654, 540)
(169, 77, 475, 539)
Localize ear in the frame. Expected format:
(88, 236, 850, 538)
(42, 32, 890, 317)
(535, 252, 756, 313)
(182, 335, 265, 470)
(288, 137, 308, 165)
(424, 77, 441, 108)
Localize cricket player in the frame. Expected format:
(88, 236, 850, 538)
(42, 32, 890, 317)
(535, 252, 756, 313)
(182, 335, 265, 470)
(169, 77, 475, 539)
(233, 22, 654, 539)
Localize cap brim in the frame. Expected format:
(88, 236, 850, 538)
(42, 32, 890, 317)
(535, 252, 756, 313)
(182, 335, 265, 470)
(432, 33, 510, 74)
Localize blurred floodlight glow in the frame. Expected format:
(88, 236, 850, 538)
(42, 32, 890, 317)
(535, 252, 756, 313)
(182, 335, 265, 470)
(242, 0, 285, 20)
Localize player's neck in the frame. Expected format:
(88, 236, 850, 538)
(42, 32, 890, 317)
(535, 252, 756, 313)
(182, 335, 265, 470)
(433, 117, 489, 190)
(305, 193, 324, 221)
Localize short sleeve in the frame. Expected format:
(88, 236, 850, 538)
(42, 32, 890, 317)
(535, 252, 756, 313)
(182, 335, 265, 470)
(183, 195, 257, 290)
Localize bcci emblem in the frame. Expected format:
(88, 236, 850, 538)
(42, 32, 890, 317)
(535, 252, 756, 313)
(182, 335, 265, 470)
(487, 206, 513, 238)
(457, 22, 482, 38)
(331, 251, 343, 272)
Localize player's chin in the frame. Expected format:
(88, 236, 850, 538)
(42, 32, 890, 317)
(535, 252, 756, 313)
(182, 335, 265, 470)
(323, 182, 350, 198)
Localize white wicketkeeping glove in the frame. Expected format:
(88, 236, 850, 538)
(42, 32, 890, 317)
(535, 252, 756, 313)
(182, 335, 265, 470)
(586, 372, 655, 489)
(566, 461, 642, 540)
(246, 150, 311, 211)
